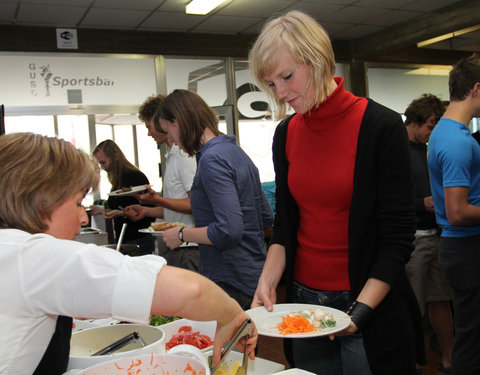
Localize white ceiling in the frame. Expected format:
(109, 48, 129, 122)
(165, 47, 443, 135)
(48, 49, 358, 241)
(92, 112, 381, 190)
(0, 0, 469, 43)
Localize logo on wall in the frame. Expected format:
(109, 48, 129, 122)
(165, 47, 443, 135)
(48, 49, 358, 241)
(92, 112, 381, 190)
(232, 83, 270, 120)
(27, 62, 116, 99)
(40, 65, 53, 97)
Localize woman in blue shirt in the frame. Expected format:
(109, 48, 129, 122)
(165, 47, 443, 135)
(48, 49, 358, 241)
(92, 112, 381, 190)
(157, 89, 273, 309)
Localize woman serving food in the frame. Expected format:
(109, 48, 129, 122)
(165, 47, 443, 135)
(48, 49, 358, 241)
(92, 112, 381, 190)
(0, 132, 257, 375)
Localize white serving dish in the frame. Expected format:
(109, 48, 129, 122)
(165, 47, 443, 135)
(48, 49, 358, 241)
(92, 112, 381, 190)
(274, 369, 316, 374)
(68, 324, 165, 371)
(67, 351, 209, 375)
(161, 318, 216, 353)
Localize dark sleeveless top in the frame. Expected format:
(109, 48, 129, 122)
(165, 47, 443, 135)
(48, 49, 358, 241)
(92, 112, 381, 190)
(33, 316, 72, 375)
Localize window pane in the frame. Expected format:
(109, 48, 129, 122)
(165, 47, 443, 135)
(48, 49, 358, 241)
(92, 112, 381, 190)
(165, 58, 226, 106)
(95, 123, 113, 144)
(4, 115, 55, 136)
(367, 66, 450, 113)
(57, 115, 90, 154)
(238, 120, 276, 183)
(94, 124, 114, 199)
(136, 124, 162, 192)
(113, 125, 135, 164)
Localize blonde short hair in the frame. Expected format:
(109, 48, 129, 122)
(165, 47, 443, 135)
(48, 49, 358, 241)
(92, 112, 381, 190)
(249, 10, 336, 119)
(0, 133, 100, 233)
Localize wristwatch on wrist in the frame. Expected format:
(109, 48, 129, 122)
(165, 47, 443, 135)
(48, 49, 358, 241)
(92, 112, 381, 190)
(178, 227, 185, 243)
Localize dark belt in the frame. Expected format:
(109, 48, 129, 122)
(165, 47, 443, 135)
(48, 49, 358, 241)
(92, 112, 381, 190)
(176, 245, 199, 250)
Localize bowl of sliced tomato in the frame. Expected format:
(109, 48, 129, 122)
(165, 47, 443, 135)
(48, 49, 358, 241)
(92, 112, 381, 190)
(161, 319, 216, 353)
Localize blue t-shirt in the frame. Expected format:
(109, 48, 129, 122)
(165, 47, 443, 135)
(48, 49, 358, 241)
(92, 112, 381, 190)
(190, 135, 273, 296)
(427, 117, 480, 237)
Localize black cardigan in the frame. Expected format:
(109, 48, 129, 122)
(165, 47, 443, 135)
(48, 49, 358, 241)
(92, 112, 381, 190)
(270, 99, 425, 374)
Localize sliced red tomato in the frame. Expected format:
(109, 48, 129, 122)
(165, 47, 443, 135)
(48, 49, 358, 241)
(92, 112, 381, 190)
(166, 326, 213, 350)
(178, 325, 193, 332)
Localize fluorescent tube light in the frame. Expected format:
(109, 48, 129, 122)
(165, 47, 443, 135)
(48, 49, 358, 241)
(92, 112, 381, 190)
(186, 0, 227, 15)
(417, 25, 480, 48)
(405, 65, 452, 76)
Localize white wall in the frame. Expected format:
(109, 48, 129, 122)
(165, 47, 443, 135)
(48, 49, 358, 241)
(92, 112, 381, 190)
(367, 67, 450, 114)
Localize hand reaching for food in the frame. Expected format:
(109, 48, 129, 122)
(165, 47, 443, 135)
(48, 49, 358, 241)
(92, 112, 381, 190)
(103, 209, 124, 219)
(134, 185, 160, 205)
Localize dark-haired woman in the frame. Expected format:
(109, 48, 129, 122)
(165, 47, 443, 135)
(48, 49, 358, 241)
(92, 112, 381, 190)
(157, 89, 273, 310)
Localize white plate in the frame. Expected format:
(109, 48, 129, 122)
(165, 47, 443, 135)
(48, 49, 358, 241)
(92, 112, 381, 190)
(274, 369, 316, 375)
(138, 227, 163, 236)
(245, 303, 350, 338)
(108, 185, 148, 197)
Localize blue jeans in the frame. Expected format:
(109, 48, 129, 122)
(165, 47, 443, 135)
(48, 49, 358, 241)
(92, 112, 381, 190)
(290, 282, 373, 375)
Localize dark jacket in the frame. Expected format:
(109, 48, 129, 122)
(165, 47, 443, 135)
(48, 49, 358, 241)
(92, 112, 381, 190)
(271, 100, 425, 374)
(107, 169, 153, 242)
(409, 140, 437, 230)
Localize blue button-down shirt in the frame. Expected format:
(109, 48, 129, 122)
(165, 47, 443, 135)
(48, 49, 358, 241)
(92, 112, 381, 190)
(190, 135, 273, 296)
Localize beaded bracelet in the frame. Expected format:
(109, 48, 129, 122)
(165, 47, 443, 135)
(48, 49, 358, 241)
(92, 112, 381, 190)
(346, 300, 374, 331)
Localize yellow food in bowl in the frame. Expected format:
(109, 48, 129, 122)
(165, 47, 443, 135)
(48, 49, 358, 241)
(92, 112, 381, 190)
(214, 361, 240, 375)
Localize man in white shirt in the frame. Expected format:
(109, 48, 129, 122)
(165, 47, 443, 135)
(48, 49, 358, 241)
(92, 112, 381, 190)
(128, 95, 199, 270)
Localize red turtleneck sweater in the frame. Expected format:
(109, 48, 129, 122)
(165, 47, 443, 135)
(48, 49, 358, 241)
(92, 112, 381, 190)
(286, 77, 367, 291)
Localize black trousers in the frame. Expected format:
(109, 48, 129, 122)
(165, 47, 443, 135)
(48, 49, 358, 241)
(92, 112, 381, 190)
(438, 235, 480, 375)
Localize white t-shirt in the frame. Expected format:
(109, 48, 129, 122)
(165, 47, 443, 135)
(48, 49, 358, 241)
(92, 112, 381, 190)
(163, 144, 196, 227)
(0, 228, 166, 375)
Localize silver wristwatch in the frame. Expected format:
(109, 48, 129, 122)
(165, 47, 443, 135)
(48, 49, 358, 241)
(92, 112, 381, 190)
(178, 227, 185, 243)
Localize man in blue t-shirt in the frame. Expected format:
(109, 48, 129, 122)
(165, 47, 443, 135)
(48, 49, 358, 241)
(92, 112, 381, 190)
(427, 53, 480, 375)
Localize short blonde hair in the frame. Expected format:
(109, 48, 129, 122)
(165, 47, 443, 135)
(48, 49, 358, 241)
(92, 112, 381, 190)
(249, 10, 336, 119)
(0, 133, 100, 233)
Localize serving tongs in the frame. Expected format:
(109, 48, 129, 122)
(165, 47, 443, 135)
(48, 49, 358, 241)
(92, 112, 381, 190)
(210, 318, 252, 375)
(91, 331, 146, 356)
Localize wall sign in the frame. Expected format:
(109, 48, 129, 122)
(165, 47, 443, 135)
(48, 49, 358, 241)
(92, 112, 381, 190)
(0, 54, 157, 106)
(56, 29, 78, 50)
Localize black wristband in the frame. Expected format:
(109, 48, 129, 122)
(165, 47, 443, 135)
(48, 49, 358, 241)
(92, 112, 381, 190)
(347, 301, 374, 331)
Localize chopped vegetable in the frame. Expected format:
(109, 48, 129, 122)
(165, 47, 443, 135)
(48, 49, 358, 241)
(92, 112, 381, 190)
(149, 315, 179, 326)
(275, 315, 318, 335)
(213, 361, 240, 375)
(291, 308, 337, 329)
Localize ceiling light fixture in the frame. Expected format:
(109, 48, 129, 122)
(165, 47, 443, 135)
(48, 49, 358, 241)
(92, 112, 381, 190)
(417, 24, 480, 48)
(405, 67, 451, 76)
(186, 0, 227, 15)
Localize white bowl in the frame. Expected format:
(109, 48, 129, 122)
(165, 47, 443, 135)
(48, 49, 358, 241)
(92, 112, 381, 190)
(73, 352, 209, 375)
(160, 318, 216, 353)
(68, 324, 165, 370)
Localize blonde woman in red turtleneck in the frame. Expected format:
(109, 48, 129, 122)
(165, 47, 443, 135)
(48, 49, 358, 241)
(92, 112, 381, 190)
(248, 10, 424, 375)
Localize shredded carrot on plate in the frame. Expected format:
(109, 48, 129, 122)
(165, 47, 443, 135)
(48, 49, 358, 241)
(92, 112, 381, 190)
(275, 315, 318, 335)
